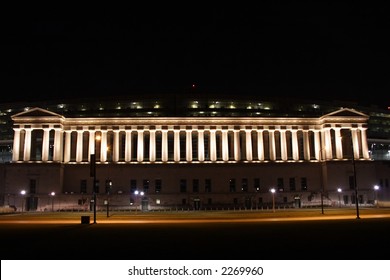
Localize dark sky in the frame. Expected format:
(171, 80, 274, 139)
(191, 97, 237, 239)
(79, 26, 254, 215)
(1, 4, 389, 108)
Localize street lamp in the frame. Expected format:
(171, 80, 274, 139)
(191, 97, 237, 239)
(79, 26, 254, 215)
(50, 192, 55, 212)
(350, 132, 360, 219)
(319, 148, 327, 215)
(20, 190, 26, 213)
(337, 188, 342, 208)
(105, 179, 112, 218)
(343, 132, 360, 219)
(134, 190, 144, 213)
(374, 185, 380, 208)
(270, 188, 276, 213)
(90, 134, 101, 224)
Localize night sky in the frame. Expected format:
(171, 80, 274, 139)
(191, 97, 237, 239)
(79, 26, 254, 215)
(1, 4, 389, 108)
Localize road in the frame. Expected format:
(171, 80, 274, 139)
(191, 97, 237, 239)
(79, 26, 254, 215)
(1, 208, 389, 260)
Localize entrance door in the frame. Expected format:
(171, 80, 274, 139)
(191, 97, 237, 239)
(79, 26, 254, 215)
(26, 197, 38, 211)
(193, 199, 200, 210)
(294, 197, 301, 208)
(245, 197, 252, 209)
(141, 197, 148, 211)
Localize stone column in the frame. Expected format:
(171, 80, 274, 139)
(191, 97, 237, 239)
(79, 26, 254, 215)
(210, 129, 217, 162)
(63, 130, 71, 163)
(269, 129, 276, 161)
(245, 130, 252, 161)
(101, 130, 108, 162)
(137, 130, 144, 162)
(162, 129, 168, 162)
(88, 130, 96, 162)
(198, 130, 205, 162)
(303, 130, 310, 161)
(280, 129, 287, 161)
(174, 129, 181, 162)
(314, 130, 321, 161)
(234, 130, 240, 161)
(113, 130, 120, 163)
(149, 130, 156, 162)
(257, 130, 264, 161)
(12, 128, 21, 162)
(324, 128, 333, 160)
(334, 128, 343, 160)
(292, 129, 299, 161)
(23, 128, 32, 161)
(351, 128, 359, 159)
(125, 130, 132, 162)
(222, 130, 229, 161)
(186, 130, 192, 162)
(42, 128, 51, 162)
(360, 128, 370, 159)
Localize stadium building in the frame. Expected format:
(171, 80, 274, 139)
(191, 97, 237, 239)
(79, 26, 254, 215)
(0, 93, 389, 212)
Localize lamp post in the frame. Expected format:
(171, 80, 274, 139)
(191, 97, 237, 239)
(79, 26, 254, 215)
(270, 188, 276, 213)
(134, 190, 144, 213)
(105, 179, 112, 217)
(320, 164, 325, 215)
(50, 192, 55, 212)
(90, 134, 101, 224)
(374, 185, 380, 208)
(350, 132, 360, 219)
(337, 188, 342, 208)
(320, 148, 327, 215)
(20, 190, 26, 213)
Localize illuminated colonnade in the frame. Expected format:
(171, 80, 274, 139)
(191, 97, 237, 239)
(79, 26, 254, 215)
(11, 108, 370, 164)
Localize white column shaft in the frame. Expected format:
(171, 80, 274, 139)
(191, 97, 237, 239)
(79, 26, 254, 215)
(76, 130, 83, 163)
(12, 129, 21, 161)
(137, 131, 144, 162)
(222, 130, 229, 161)
(149, 130, 156, 162)
(23, 129, 32, 161)
(198, 130, 205, 162)
(64, 131, 71, 163)
(186, 130, 192, 162)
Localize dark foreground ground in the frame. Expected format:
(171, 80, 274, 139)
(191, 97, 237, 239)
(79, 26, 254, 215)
(1, 208, 389, 260)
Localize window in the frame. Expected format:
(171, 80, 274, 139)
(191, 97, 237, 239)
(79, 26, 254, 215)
(205, 179, 212, 192)
(193, 179, 199, 193)
(95, 180, 100, 193)
(80, 180, 87, 194)
(277, 178, 284, 192)
(180, 179, 187, 193)
(289, 177, 296, 191)
(229, 179, 236, 192)
(155, 179, 162, 193)
(349, 175, 355, 190)
(241, 178, 248, 192)
(105, 179, 112, 194)
(143, 179, 149, 193)
(29, 179, 36, 194)
(300, 177, 307, 191)
(130, 179, 137, 194)
(254, 178, 260, 192)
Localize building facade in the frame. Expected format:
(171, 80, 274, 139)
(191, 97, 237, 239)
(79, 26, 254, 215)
(2, 105, 389, 212)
